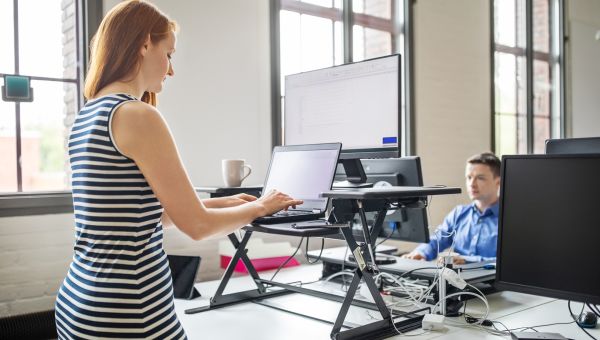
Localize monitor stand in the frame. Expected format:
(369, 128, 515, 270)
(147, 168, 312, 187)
(333, 180, 373, 188)
(334, 159, 373, 188)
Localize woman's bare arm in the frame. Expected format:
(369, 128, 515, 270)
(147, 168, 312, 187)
(202, 193, 257, 208)
(112, 101, 301, 240)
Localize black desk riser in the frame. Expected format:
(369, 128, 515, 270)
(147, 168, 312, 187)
(187, 185, 461, 340)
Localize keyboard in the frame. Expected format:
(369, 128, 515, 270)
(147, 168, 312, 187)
(273, 210, 312, 217)
(253, 210, 324, 224)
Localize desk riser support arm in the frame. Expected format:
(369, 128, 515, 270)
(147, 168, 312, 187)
(212, 232, 266, 302)
(185, 231, 294, 315)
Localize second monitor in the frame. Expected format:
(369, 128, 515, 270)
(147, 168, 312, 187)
(284, 54, 402, 186)
(334, 156, 429, 244)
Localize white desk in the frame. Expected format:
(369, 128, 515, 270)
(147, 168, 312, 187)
(175, 265, 600, 340)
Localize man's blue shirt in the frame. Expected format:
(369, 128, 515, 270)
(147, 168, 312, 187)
(414, 201, 499, 262)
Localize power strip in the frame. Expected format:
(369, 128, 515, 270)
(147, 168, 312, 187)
(422, 313, 445, 331)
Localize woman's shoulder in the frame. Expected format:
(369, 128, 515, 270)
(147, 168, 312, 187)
(116, 99, 164, 122)
(111, 98, 171, 157)
(113, 99, 168, 136)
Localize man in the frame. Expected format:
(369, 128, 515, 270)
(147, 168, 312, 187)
(403, 152, 501, 264)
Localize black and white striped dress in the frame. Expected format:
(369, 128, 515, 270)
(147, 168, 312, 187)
(55, 94, 186, 339)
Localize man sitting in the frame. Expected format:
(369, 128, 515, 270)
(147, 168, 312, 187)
(403, 152, 501, 264)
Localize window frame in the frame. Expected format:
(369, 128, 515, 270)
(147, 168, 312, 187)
(270, 0, 415, 156)
(0, 0, 103, 217)
(491, 0, 565, 155)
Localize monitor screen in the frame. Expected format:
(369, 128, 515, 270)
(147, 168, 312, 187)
(545, 137, 600, 154)
(262, 144, 341, 212)
(496, 155, 600, 304)
(284, 54, 401, 158)
(332, 157, 429, 243)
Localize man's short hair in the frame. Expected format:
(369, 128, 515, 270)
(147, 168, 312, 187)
(467, 152, 501, 178)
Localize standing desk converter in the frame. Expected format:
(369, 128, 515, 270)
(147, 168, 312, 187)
(194, 186, 263, 198)
(187, 186, 461, 340)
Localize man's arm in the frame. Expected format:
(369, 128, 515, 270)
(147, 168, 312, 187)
(405, 208, 459, 261)
(458, 255, 496, 263)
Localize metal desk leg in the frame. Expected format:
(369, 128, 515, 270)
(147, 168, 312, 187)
(185, 231, 291, 314)
(328, 203, 424, 339)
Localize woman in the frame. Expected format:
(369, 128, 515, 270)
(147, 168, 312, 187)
(54, 1, 302, 338)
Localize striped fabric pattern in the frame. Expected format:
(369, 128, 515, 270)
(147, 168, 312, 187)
(55, 94, 186, 339)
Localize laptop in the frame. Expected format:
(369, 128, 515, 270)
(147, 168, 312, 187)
(253, 143, 342, 224)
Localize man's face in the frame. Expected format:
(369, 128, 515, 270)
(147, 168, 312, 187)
(465, 163, 500, 203)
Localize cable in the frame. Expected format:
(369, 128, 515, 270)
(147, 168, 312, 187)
(269, 237, 304, 282)
(432, 291, 490, 325)
(376, 271, 439, 309)
(305, 237, 325, 264)
(338, 229, 356, 292)
(455, 284, 494, 328)
(588, 303, 600, 317)
(503, 320, 577, 333)
(568, 300, 598, 340)
(323, 270, 355, 283)
(375, 223, 396, 248)
(397, 267, 439, 279)
(444, 309, 581, 338)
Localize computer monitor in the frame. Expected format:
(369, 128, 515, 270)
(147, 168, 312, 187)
(545, 137, 600, 154)
(284, 54, 401, 186)
(333, 157, 429, 244)
(496, 154, 600, 304)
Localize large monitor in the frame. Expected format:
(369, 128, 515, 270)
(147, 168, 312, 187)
(334, 157, 429, 244)
(496, 154, 600, 304)
(284, 54, 401, 185)
(545, 137, 600, 154)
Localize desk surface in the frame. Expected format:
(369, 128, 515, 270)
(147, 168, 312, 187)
(175, 265, 600, 340)
(310, 246, 496, 283)
(321, 186, 461, 199)
(195, 186, 263, 194)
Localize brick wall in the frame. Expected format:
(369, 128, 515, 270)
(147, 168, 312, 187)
(0, 214, 74, 318)
(62, 0, 77, 185)
(413, 0, 492, 225)
(0, 212, 351, 317)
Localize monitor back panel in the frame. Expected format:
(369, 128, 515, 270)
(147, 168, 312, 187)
(496, 154, 600, 304)
(334, 157, 429, 243)
(545, 137, 600, 154)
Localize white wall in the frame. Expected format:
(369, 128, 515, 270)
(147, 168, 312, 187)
(413, 0, 492, 227)
(151, 0, 273, 187)
(567, 0, 600, 137)
(105, 0, 273, 186)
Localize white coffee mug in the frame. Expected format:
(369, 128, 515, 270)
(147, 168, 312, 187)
(222, 159, 252, 187)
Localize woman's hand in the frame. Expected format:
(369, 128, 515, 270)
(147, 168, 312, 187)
(255, 189, 303, 216)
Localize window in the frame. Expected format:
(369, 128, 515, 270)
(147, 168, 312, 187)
(0, 0, 83, 193)
(273, 0, 413, 154)
(493, 0, 564, 155)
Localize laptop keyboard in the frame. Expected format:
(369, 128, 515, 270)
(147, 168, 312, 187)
(273, 210, 312, 217)
(254, 209, 323, 224)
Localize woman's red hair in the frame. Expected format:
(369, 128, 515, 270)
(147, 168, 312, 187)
(84, 0, 177, 106)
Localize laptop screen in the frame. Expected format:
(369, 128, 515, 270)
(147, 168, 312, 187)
(262, 144, 341, 211)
